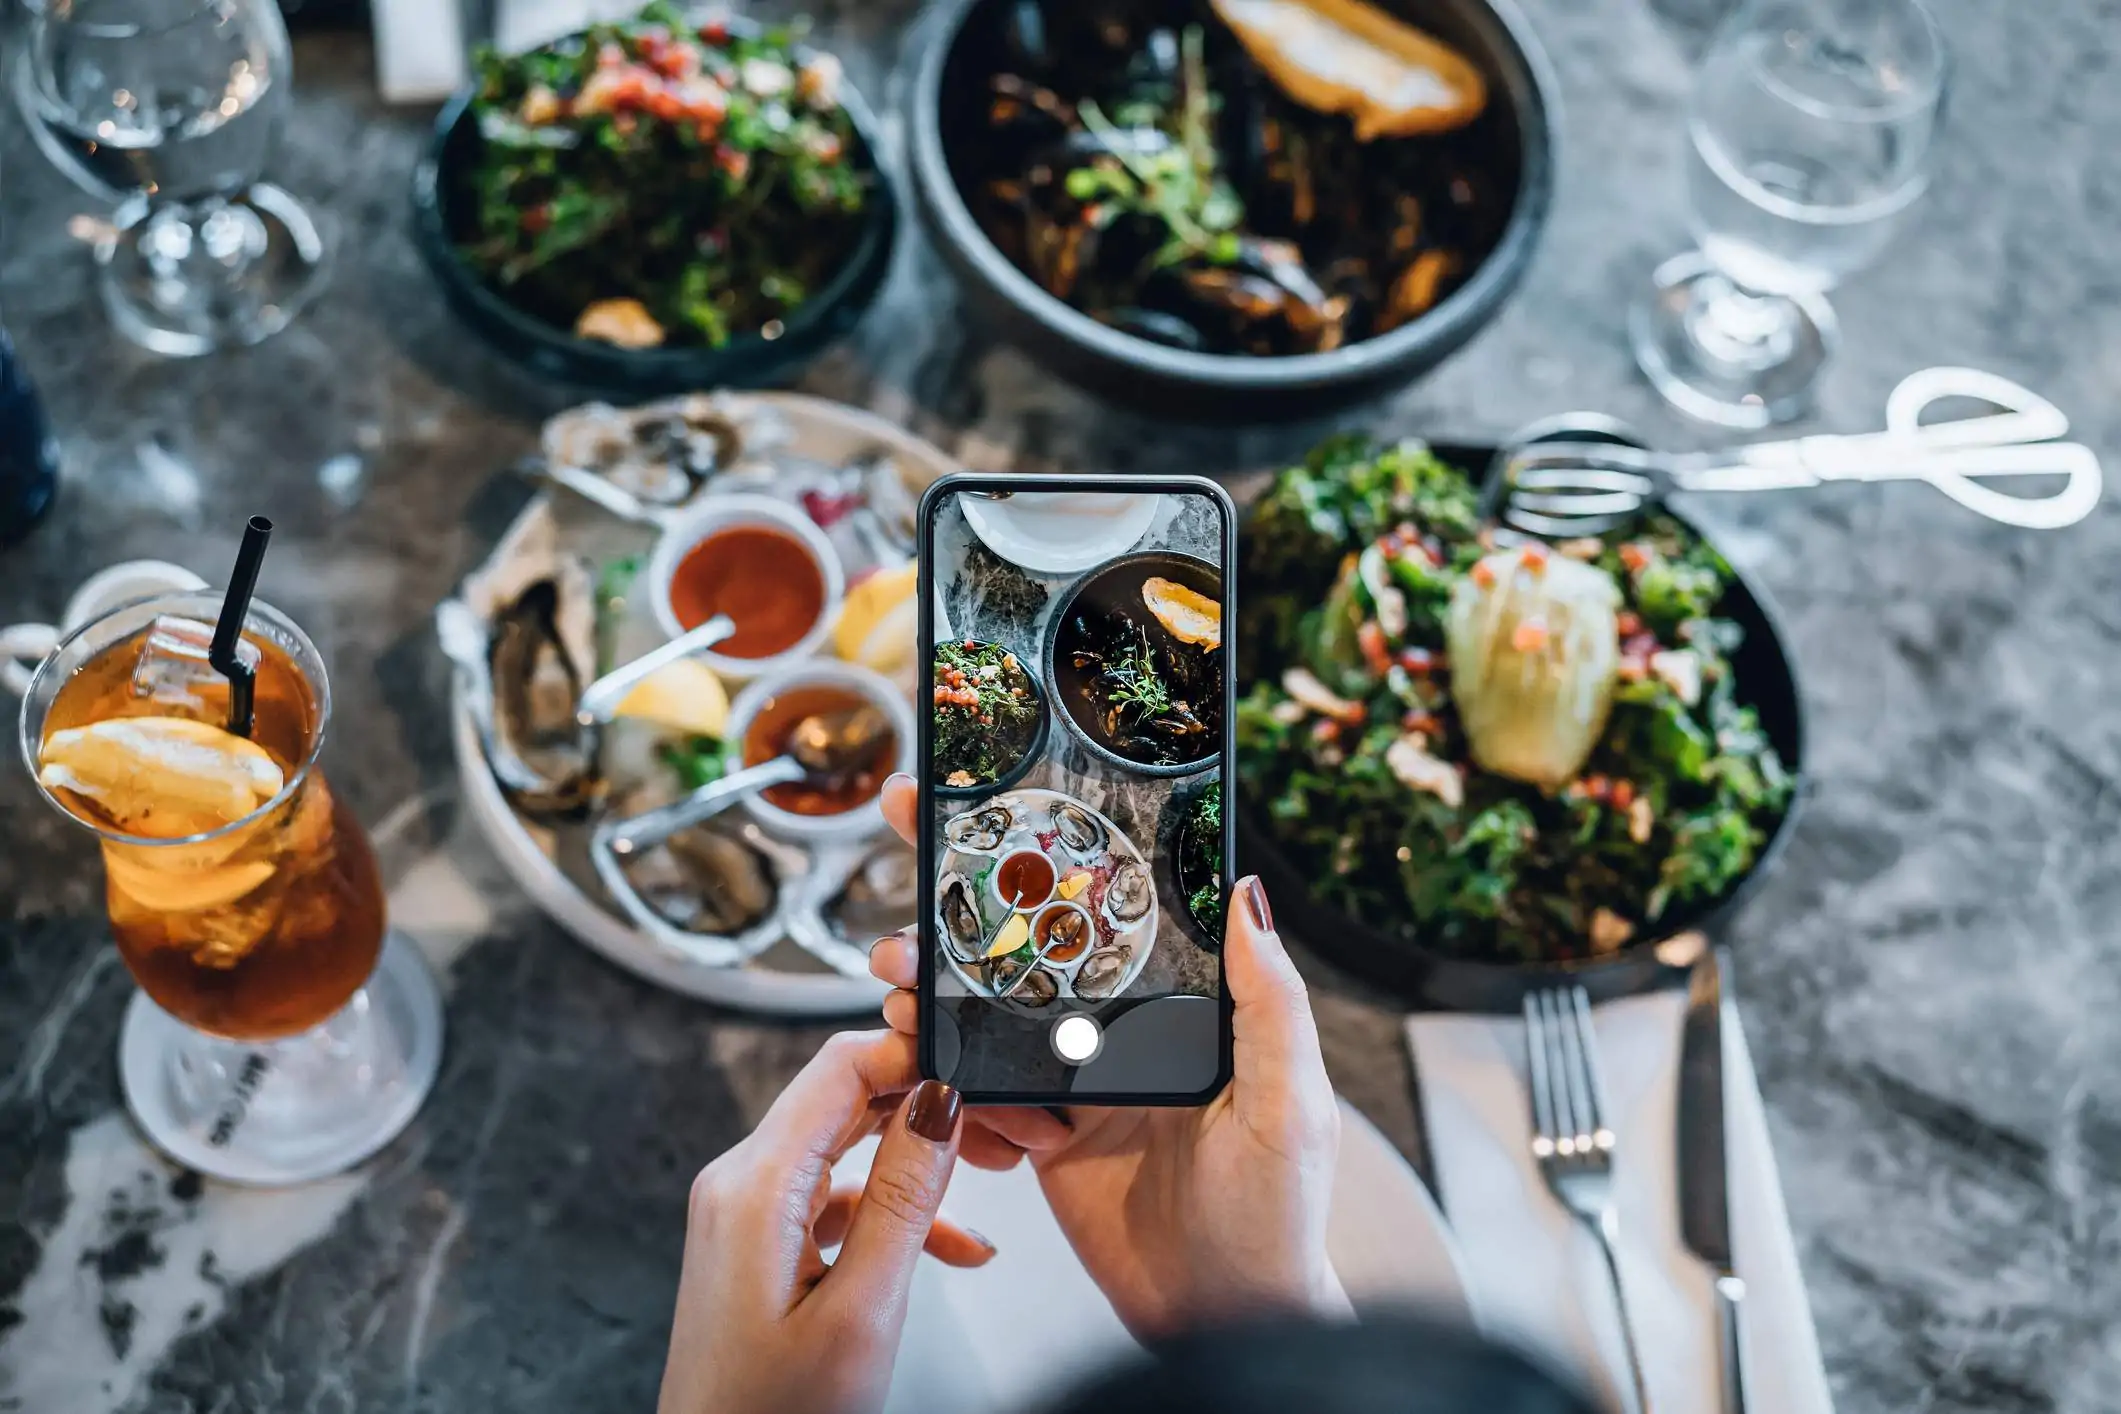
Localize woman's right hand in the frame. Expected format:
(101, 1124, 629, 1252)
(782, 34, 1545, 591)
(872, 775, 1348, 1339)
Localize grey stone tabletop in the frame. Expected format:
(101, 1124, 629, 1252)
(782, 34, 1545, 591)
(2, 1, 2117, 1411)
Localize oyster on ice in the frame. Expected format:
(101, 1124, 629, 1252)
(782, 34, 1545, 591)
(540, 393, 760, 508)
(1050, 800, 1105, 857)
(1102, 857, 1153, 928)
(461, 505, 603, 816)
(831, 844, 919, 941)
(987, 957, 1058, 1007)
(944, 802, 1014, 855)
(623, 824, 780, 936)
(937, 871, 985, 962)
(1073, 945, 1131, 1001)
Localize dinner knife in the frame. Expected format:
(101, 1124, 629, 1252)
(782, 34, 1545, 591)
(1678, 947, 1746, 1414)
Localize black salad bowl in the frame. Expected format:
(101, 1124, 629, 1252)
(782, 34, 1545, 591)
(1235, 442, 1810, 1014)
(410, 39, 899, 397)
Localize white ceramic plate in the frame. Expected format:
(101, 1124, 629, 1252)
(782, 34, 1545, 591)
(841, 1099, 1475, 1414)
(961, 492, 1161, 576)
(450, 392, 958, 1017)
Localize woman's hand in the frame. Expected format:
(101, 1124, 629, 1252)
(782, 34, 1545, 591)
(872, 775, 1348, 1339)
(658, 1030, 981, 1414)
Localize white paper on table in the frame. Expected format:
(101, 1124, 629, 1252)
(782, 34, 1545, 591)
(372, 0, 467, 102)
(1407, 991, 1834, 1414)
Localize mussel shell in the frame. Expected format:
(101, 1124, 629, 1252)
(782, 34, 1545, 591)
(1072, 945, 1131, 1000)
(1101, 307, 1207, 351)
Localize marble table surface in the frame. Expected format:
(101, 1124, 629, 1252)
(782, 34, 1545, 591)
(3, 2, 2118, 1410)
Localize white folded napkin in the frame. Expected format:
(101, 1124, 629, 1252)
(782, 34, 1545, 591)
(1406, 991, 1834, 1414)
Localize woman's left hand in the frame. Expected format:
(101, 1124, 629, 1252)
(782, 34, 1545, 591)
(658, 1030, 982, 1414)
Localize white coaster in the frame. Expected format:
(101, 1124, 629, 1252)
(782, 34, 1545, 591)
(118, 931, 443, 1186)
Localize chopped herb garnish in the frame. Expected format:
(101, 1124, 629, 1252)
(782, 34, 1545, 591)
(659, 734, 725, 791)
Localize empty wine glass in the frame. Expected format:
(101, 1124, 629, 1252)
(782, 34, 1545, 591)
(1631, 0, 1947, 427)
(13, 0, 329, 357)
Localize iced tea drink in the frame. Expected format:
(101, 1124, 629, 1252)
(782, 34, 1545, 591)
(30, 604, 385, 1041)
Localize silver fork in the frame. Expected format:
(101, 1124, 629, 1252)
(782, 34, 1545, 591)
(1524, 985, 1652, 1414)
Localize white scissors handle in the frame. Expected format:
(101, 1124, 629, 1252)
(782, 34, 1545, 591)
(1696, 367, 2104, 529)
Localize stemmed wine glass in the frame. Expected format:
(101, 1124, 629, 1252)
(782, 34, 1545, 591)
(1631, 0, 1948, 427)
(12, 0, 329, 357)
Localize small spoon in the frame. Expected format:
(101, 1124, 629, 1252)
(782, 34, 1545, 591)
(603, 704, 893, 857)
(573, 614, 735, 727)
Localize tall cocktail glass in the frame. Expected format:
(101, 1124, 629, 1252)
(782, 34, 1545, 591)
(19, 591, 440, 1184)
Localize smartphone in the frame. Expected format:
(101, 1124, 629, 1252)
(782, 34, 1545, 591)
(916, 474, 1236, 1104)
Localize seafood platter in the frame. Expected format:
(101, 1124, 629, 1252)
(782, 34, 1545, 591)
(934, 789, 1159, 1013)
(443, 391, 951, 1015)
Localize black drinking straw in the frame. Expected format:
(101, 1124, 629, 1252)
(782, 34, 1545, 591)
(210, 516, 273, 739)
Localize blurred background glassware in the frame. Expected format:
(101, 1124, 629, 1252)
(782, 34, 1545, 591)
(13, 0, 329, 357)
(1630, 0, 1947, 427)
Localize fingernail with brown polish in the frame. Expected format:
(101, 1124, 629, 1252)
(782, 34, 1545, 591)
(905, 1080, 961, 1143)
(1241, 875, 1274, 934)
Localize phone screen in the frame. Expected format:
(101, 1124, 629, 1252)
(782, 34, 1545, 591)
(917, 477, 1234, 1102)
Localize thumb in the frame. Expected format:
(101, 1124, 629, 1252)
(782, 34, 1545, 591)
(1225, 877, 1335, 1148)
(825, 1080, 963, 1322)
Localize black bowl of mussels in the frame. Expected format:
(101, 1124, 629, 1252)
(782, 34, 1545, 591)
(907, 0, 1556, 418)
(1045, 549, 1225, 776)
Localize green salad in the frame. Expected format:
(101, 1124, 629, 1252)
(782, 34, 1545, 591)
(933, 640, 1040, 789)
(1236, 438, 1793, 963)
(460, 3, 869, 350)
(1179, 782, 1224, 940)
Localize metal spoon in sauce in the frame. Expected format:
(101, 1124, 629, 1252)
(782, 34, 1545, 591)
(601, 704, 893, 857)
(573, 614, 735, 728)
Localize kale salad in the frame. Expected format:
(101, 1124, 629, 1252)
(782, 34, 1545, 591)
(459, 4, 870, 350)
(932, 640, 1042, 790)
(1236, 438, 1793, 964)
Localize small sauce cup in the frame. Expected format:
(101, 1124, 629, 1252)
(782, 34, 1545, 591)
(723, 660, 913, 843)
(991, 846, 1057, 914)
(647, 493, 845, 682)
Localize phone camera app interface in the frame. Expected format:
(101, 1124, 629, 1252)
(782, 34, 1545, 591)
(927, 488, 1228, 1097)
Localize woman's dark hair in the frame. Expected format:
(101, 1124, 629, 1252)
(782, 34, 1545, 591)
(1037, 1310, 1598, 1414)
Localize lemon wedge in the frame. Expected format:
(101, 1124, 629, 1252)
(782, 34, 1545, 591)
(1057, 869, 1095, 902)
(613, 657, 731, 738)
(105, 853, 277, 914)
(835, 560, 919, 673)
(985, 912, 1032, 959)
(39, 716, 284, 838)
